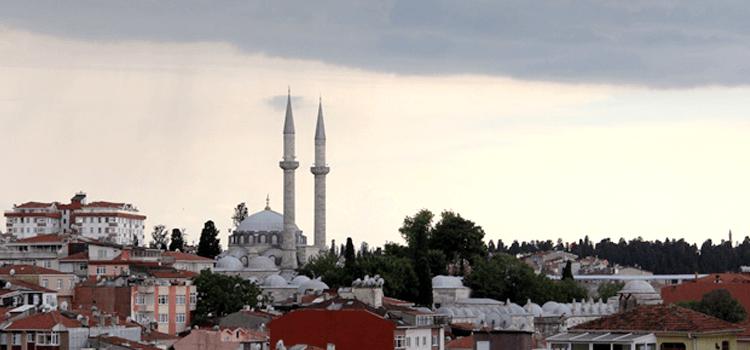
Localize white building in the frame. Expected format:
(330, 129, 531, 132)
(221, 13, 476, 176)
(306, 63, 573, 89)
(4, 192, 145, 245)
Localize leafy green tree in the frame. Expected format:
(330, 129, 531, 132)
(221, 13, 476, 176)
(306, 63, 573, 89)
(232, 202, 249, 229)
(192, 270, 261, 325)
(679, 289, 746, 323)
(168, 228, 185, 251)
(197, 220, 222, 259)
(149, 225, 168, 250)
(430, 211, 487, 274)
(298, 250, 348, 288)
(465, 253, 587, 304)
(358, 253, 419, 302)
(400, 210, 434, 306)
(597, 282, 624, 300)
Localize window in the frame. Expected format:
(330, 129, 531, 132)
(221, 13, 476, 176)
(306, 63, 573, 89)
(405, 337, 410, 347)
(41, 279, 48, 288)
(660, 344, 686, 350)
(722, 341, 730, 350)
(190, 292, 197, 305)
(176, 313, 186, 323)
(432, 335, 438, 346)
(136, 294, 145, 305)
(423, 336, 427, 347)
(176, 295, 185, 305)
(12, 334, 21, 345)
(394, 336, 405, 349)
(96, 266, 107, 275)
(57, 279, 63, 290)
(37, 332, 60, 346)
(27, 333, 33, 343)
(416, 337, 419, 346)
(159, 313, 168, 323)
(158, 295, 168, 304)
(43, 260, 52, 268)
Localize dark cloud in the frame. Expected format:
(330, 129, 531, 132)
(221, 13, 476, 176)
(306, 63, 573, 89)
(3, 0, 750, 87)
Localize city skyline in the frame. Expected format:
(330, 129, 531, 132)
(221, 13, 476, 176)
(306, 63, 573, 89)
(2, 3, 750, 248)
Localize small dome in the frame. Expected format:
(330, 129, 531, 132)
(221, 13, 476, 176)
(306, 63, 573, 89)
(524, 300, 543, 317)
(264, 274, 289, 288)
(432, 275, 464, 289)
(290, 275, 311, 286)
(216, 256, 243, 270)
(298, 278, 329, 293)
(505, 299, 526, 315)
(247, 256, 277, 270)
(541, 301, 560, 314)
(237, 208, 286, 233)
(619, 280, 656, 294)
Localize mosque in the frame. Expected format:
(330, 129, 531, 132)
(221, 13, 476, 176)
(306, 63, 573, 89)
(215, 91, 329, 281)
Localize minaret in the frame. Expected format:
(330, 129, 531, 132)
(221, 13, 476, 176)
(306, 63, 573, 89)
(279, 89, 299, 272)
(311, 98, 330, 250)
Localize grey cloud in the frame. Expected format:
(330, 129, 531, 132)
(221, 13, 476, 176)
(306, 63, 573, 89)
(3, 0, 750, 87)
(266, 95, 304, 111)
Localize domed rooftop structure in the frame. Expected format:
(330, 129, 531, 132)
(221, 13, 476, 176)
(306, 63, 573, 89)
(619, 280, 656, 294)
(432, 275, 465, 289)
(505, 299, 526, 314)
(247, 256, 277, 271)
(524, 300, 543, 317)
(290, 275, 311, 286)
(298, 278, 329, 293)
(216, 256, 243, 270)
(264, 274, 289, 288)
(237, 208, 285, 233)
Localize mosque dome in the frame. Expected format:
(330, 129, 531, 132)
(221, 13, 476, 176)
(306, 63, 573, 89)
(264, 274, 289, 288)
(432, 275, 465, 289)
(237, 208, 285, 233)
(505, 299, 526, 314)
(290, 275, 311, 286)
(298, 278, 329, 293)
(542, 301, 572, 316)
(228, 247, 247, 259)
(619, 280, 656, 294)
(216, 256, 243, 270)
(524, 300, 543, 317)
(247, 256, 277, 270)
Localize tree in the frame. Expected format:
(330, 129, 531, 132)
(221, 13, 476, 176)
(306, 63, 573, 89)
(679, 289, 746, 323)
(232, 202, 249, 229)
(168, 228, 185, 251)
(400, 210, 434, 306)
(597, 282, 624, 300)
(192, 270, 261, 325)
(430, 211, 487, 275)
(197, 220, 222, 259)
(562, 261, 574, 280)
(344, 238, 356, 270)
(298, 250, 348, 288)
(149, 225, 168, 250)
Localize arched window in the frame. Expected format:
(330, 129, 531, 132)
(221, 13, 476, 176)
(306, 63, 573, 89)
(271, 235, 278, 245)
(259, 235, 266, 244)
(240, 256, 248, 267)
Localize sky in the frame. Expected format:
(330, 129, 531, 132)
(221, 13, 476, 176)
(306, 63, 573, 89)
(1, 1, 750, 248)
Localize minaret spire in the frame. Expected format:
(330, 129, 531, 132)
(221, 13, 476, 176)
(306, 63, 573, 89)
(279, 88, 299, 274)
(311, 97, 330, 250)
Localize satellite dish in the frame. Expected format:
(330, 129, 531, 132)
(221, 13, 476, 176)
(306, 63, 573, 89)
(9, 269, 15, 276)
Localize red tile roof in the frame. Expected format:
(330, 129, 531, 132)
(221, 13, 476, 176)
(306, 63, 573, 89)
(59, 251, 89, 261)
(14, 233, 65, 244)
(5, 278, 57, 293)
(446, 335, 474, 350)
(0, 264, 69, 275)
(662, 274, 750, 315)
(163, 251, 214, 262)
(149, 269, 198, 279)
(14, 202, 56, 209)
(5, 311, 81, 330)
(572, 304, 743, 334)
(84, 201, 126, 208)
(93, 336, 161, 350)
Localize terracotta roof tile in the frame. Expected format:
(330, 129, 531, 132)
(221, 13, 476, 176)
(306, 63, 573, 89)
(572, 304, 742, 334)
(0, 264, 69, 275)
(149, 269, 198, 279)
(14, 233, 65, 244)
(59, 251, 89, 261)
(14, 202, 56, 209)
(4, 278, 57, 293)
(446, 335, 474, 350)
(84, 201, 126, 208)
(5, 311, 81, 330)
(163, 251, 214, 262)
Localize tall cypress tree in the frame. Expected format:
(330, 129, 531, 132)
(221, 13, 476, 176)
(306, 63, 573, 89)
(168, 228, 185, 251)
(197, 220, 222, 259)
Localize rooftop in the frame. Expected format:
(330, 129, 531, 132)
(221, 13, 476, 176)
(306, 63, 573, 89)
(572, 304, 743, 334)
(0, 264, 69, 276)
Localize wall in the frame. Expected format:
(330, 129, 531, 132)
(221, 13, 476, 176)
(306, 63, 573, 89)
(473, 331, 532, 350)
(269, 309, 395, 350)
(657, 334, 737, 350)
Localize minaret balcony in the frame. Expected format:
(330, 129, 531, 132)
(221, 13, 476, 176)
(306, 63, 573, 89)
(310, 166, 330, 175)
(279, 160, 299, 170)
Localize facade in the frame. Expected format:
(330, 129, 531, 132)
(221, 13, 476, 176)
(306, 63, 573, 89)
(4, 193, 145, 245)
(546, 304, 742, 350)
(0, 265, 76, 307)
(217, 92, 329, 281)
(0, 234, 69, 271)
(173, 328, 269, 350)
(161, 251, 214, 273)
(74, 270, 197, 335)
(0, 310, 142, 350)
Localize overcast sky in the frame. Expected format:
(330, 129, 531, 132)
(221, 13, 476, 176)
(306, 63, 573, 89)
(1, 2, 750, 248)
